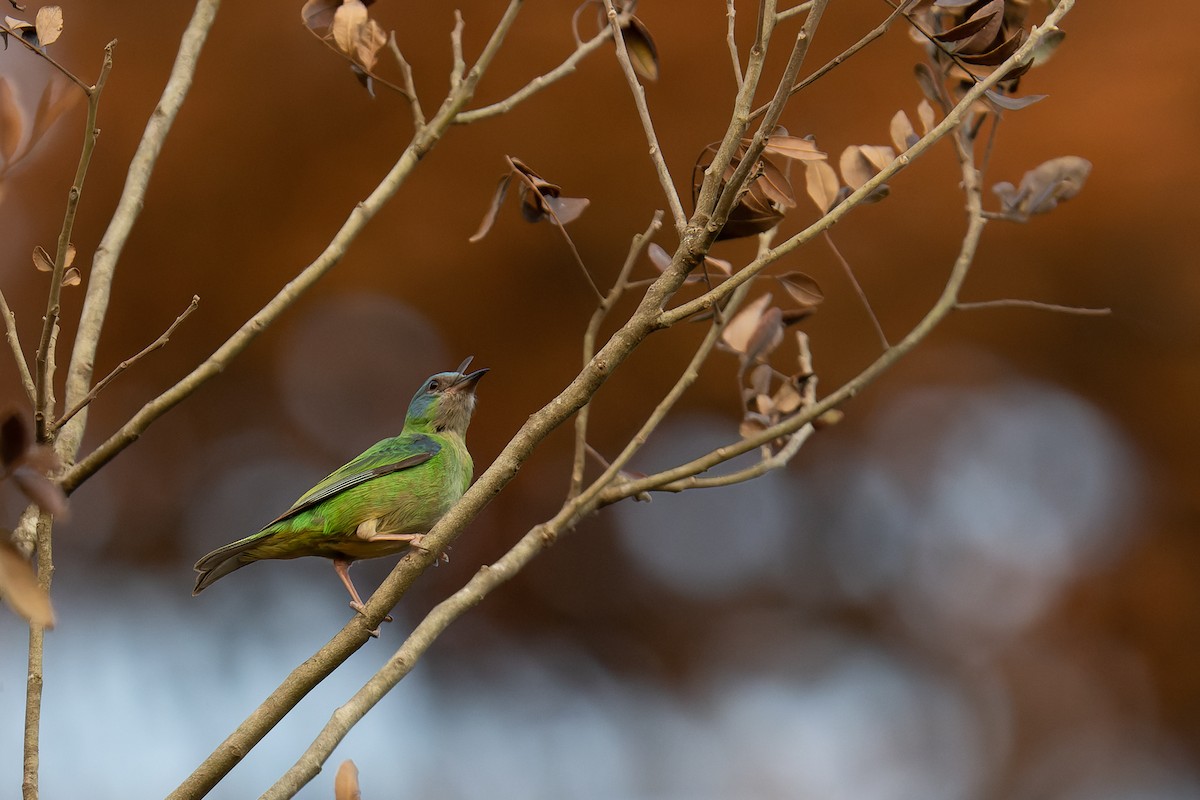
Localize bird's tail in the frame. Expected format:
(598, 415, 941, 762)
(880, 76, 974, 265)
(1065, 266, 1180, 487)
(192, 538, 259, 596)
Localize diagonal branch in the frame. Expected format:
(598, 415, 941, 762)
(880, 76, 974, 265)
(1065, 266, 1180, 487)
(0, 289, 35, 403)
(602, 0, 686, 232)
(53, 296, 199, 431)
(58, 0, 221, 465)
(660, 0, 1076, 328)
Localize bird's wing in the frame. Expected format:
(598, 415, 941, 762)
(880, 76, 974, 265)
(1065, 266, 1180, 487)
(261, 433, 441, 529)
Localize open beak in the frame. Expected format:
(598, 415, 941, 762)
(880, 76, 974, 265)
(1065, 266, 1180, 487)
(449, 366, 488, 393)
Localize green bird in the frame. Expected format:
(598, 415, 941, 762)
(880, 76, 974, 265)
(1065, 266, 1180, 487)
(193, 359, 487, 614)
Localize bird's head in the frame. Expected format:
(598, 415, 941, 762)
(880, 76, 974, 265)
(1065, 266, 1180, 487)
(404, 357, 488, 436)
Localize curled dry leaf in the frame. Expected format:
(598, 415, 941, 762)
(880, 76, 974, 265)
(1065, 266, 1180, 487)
(331, 0, 368, 53)
(334, 759, 361, 800)
(32, 244, 52, 272)
(720, 292, 773, 355)
(742, 306, 784, 366)
(301, 0, 339, 32)
(621, 15, 659, 81)
(992, 155, 1091, 219)
(33, 4, 61, 46)
(775, 272, 824, 312)
(804, 159, 840, 213)
(0, 537, 55, 628)
(982, 88, 1046, 111)
(60, 267, 80, 287)
(763, 135, 826, 162)
(470, 157, 589, 242)
(917, 99, 936, 134)
(889, 110, 918, 154)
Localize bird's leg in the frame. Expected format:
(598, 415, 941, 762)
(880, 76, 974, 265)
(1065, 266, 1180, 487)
(355, 520, 448, 563)
(332, 557, 392, 635)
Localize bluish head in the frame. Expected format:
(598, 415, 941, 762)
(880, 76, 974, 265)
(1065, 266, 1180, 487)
(405, 357, 488, 435)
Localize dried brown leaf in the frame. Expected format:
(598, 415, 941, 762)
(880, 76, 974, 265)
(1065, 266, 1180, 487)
(543, 194, 590, 225)
(775, 272, 824, 310)
(749, 363, 772, 398)
(622, 15, 659, 82)
(959, 28, 1025, 66)
(994, 155, 1091, 218)
(838, 146, 875, 190)
(889, 110, 918, 153)
(60, 266, 80, 287)
(764, 135, 826, 162)
(63, 241, 75, 267)
(0, 537, 54, 628)
(33, 5, 60, 46)
(720, 292, 773, 354)
(32, 245, 52, 272)
(468, 173, 512, 243)
(334, 760, 361, 800)
(917, 99, 936, 134)
(301, 0, 339, 33)
(0, 77, 22, 163)
(1030, 27, 1066, 66)
(858, 144, 896, 173)
(983, 89, 1046, 111)
(742, 305, 784, 365)
(804, 159, 840, 213)
(756, 156, 796, 208)
(355, 17, 387, 71)
(647, 242, 671, 271)
(773, 378, 803, 415)
(331, 0, 368, 55)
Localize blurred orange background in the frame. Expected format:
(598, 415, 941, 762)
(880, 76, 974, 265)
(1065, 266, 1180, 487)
(1, 1, 1198, 797)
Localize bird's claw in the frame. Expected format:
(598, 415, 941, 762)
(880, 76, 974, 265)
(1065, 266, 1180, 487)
(349, 600, 393, 637)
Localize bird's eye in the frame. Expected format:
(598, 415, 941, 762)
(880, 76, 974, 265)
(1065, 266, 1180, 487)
(427, 379, 440, 392)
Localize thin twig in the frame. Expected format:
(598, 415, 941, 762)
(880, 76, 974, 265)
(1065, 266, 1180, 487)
(602, 0, 686, 233)
(0, 21, 92, 94)
(610, 123, 995, 502)
(570, 211, 664, 498)
(748, 0, 915, 122)
(824, 230, 889, 349)
(34, 42, 113, 443)
(0, 289, 35, 403)
(305, 26, 411, 98)
(776, 0, 816, 22)
(54, 296, 199, 431)
(725, 0, 744, 91)
(709, 1, 829, 234)
(449, 10, 466, 90)
(388, 32, 425, 128)
(58, 0, 221, 467)
(21, 511, 52, 800)
(457, 21, 621, 124)
(164, 5, 531, 796)
(661, 0, 1076, 327)
(955, 299, 1111, 316)
(505, 156, 604, 302)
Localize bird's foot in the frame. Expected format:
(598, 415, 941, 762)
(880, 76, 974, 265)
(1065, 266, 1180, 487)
(408, 535, 451, 566)
(349, 600, 393, 637)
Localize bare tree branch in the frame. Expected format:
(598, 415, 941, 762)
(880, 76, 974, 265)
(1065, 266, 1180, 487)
(955, 299, 1112, 316)
(34, 42, 113, 443)
(53, 296, 199, 432)
(660, 0, 1076, 328)
(602, 0, 686, 232)
(0, 289, 35, 403)
(58, 0, 221, 466)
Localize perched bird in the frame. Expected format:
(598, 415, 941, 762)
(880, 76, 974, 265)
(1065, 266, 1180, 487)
(193, 359, 487, 614)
